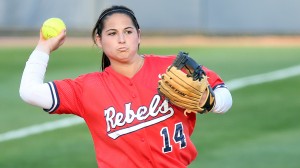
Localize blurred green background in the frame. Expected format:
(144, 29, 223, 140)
(0, 46, 300, 168)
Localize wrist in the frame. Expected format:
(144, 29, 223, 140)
(199, 86, 216, 114)
(35, 43, 50, 55)
(29, 49, 50, 64)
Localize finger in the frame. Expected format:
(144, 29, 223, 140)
(57, 29, 67, 46)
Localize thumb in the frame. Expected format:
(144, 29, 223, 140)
(49, 29, 67, 52)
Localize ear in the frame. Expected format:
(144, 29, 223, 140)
(137, 29, 141, 44)
(95, 34, 102, 48)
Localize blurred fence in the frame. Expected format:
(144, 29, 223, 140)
(1, 0, 300, 36)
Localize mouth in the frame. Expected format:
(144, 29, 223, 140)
(117, 47, 128, 52)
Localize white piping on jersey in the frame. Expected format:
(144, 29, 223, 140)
(44, 82, 59, 112)
(1, 64, 300, 143)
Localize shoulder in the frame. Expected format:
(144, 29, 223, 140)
(76, 72, 101, 80)
(54, 72, 101, 87)
(143, 54, 176, 64)
(144, 54, 176, 59)
(135, 54, 176, 73)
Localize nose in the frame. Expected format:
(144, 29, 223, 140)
(118, 33, 125, 43)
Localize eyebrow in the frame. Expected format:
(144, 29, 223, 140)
(105, 26, 134, 32)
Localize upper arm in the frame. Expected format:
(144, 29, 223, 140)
(19, 82, 53, 109)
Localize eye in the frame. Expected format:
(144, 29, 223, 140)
(107, 32, 116, 36)
(124, 28, 134, 35)
(125, 30, 133, 34)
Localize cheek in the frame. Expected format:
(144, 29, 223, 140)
(129, 36, 140, 47)
(102, 45, 113, 55)
(101, 38, 112, 46)
(101, 39, 115, 51)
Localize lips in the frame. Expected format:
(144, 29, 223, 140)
(117, 47, 128, 52)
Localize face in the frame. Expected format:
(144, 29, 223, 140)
(96, 13, 141, 64)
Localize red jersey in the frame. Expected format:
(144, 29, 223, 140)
(45, 55, 224, 168)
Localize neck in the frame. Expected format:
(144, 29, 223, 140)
(111, 55, 144, 78)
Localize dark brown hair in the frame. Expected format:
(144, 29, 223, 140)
(92, 5, 140, 71)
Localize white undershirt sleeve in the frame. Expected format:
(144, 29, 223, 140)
(19, 50, 53, 109)
(211, 87, 233, 114)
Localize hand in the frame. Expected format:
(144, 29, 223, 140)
(199, 89, 208, 106)
(35, 29, 66, 55)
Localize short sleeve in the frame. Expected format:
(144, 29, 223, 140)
(44, 77, 84, 117)
(202, 66, 226, 89)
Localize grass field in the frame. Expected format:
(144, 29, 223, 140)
(0, 45, 300, 168)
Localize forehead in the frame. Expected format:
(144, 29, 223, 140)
(103, 13, 134, 28)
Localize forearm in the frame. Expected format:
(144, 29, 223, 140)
(211, 87, 232, 113)
(19, 50, 53, 109)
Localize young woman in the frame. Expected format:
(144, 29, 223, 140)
(20, 5, 232, 168)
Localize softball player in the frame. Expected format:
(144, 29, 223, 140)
(20, 5, 232, 168)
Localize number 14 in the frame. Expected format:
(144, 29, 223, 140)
(160, 122, 187, 153)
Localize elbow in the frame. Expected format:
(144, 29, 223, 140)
(19, 83, 52, 109)
(19, 85, 41, 106)
(211, 87, 233, 114)
(19, 86, 34, 105)
(219, 92, 232, 113)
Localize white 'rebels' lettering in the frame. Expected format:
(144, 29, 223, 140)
(104, 95, 174, 139)
(104, 107, 116, 132)
(148, 94, 160, 116)
(136, 106, 148, 120)
(124, 103, 136, 124)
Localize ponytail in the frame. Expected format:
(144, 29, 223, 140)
(101, 53, 110, 71)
